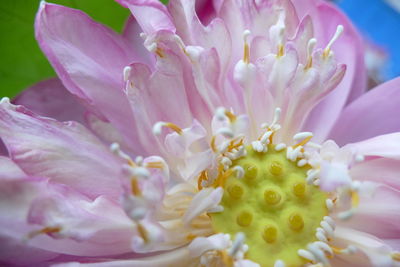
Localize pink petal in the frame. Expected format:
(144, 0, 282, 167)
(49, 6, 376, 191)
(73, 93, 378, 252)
(0, 178, 134, 257)
(0, 156, 26, 180)
(0, 99, 123, 200)
(329, 78, 400, 145)
(13, 78, 85, 124)
(301, 1, 367, 142)
(53, 247, 191, 267)
(345, 133, 400, 160)
(122, 16, 156, 67)
(338, 184, 400, 239)
(116, 0, 175, 34)
(351, 158, 400, 190)
(35, 3, 144, 153)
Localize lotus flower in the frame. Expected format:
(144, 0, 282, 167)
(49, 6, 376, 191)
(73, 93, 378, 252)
(1, 0, 400, 266)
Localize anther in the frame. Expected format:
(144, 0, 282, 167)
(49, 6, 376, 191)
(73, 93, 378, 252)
(391, 252, 400, 261)
(263, 225, 278, 243)
(228, 183, 244, 199)
(264, 189, 282, 205)
(323, 25, 344, 58)
(229, 232, 246, 257)
(269, 161, 283, 176)
(237, 210, 253, 227)
(243, 30, 251, 64)
(123, 66, 131, 82)
(298, 249, 317, 262)
(293, 132, 313, 148)
(289, 213, 304, 231)
(153, 121, 183, 135)
(305, 38, 317, 69)
(275, 143, 286, 151)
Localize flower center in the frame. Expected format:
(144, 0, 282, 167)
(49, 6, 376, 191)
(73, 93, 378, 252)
(209, 144, 328, 267)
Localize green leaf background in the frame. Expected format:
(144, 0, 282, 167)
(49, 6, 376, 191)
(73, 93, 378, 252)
(0, 0, 167, 98)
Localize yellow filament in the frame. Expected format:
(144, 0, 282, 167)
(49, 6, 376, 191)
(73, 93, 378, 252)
(155, 47, 164, 58)
(351, 191, 360, 207)
(137, 223, 149, 243)
(243, 43, 250, 64)
(146, 161, 164, 169)
(225, 110, 237, 123)
(165, 122, 183, 135)
(131, 178, 141, 196)
(277, 44, 284, 57)
(293, 136, 312, 149)
(305, 56, 313, 70)
(392, 252, 400, 261)
(28, 226, 61, 239)
(210, 135, 218, 152)
(198, 170, 209, 190)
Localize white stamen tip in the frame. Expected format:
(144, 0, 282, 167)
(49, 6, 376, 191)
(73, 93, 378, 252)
(338, 209, 354, 220)
(139, 32, 147, 39)
(326, 25, 344, 51)
(123, 66, 131, 82)
(274, 260, 286, 267)
(229, 232, 245, 257)
(325, 199, 334, 211)
(110, 142, 120, 153)
(153, 122, 166, 135)
(355, 154, 364, 162)
(293, 132, 313, 141)
(147, 42, 157, 52)
(275, 143, 286, 151)
(307, 38, 317, 55)
(0, 97, 10, 104)
(243, 30, 251, 41)
(298, 249, 317, 262)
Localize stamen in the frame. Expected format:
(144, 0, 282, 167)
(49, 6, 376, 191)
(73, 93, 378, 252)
(293, 132, 313, 148)
(305, 38, 317, 69)
(274, 260, 286, 267)
(323, 25, 344, 58)
(137, 223, 149, 243)
(145, 161, 164, 169)
(153, 121, 183, 135)
(123, 66, 131, 82)
(228, 232, 246, 257)
(27, 226, 61, 239)
(131, 178, 142, 196)
(391, 252, 400, 261)
(110, 143, 136, 166)
(243, 30, 251, 64)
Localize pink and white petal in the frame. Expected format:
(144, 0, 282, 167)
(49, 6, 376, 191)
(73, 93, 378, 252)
(0, 156, 26, 180)
(35, 3, 144, 153)
(0, 177, 135, 257)
(122, 16, 156, 67)
(183, 187, 223, 225)
(345, 133, 400, 160)
(52, 247, 192, 267)
(334, 227, 396, 267)
(0, 235, 59, 266)
(13, 78, 86, 124)
(84, 112, 128, 149)
(301, 1, 367, 142)
(0, 100, 123, 200)
(329, 78, 400, 145)
(116, 0, 175, 34)
(351, 158, 400, 190)
(188, 233, 230, 257)
(338, 184, 400, 240)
